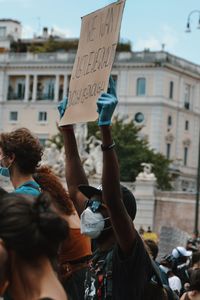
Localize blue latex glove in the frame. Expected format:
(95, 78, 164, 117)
(97, 77, 118, 126)
(57, 96, 68, 119)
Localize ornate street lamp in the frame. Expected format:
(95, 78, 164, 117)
(185, 10, 200, 32)
(195, 141, 200, 237)
(185, 10, 200, 237)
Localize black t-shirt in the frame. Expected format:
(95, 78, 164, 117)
(112, 233, 152, 300)
(85, 232, 152, 300)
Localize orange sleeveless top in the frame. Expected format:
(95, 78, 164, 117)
(58, 228, 91, 263)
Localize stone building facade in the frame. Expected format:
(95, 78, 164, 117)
(0, 20, 200, 192)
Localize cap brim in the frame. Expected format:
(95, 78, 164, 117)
(78, 184, 102, 199)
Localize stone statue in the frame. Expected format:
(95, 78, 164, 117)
(42, 128, 103, 179)
(137, 163, 156, 180)
(42, 141, 65, 177)
(74, 123, 88, 159)
(84, 136, 102, 178)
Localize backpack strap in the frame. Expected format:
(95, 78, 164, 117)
(93, 248, 113, 300)
(104, 250, 113, 298)
(150, 259, 163, 287)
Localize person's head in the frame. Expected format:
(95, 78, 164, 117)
(160, 254, 175, 272)
(187, 238, 198, 252)
(172, 246, 192, 264)
(144, 239, 159, 260)
(191, 251, 200, 269)
(139, 226, 145, 235)
(147, 226, 152, 232)
(78, 184, 137, 240)
(33, 165, 74, 215)
(188, 268, 200, 296)
(0, 128, 43, 178)
(0, 192, 68, 261)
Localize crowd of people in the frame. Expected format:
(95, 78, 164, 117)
(0, 77, 200, 299)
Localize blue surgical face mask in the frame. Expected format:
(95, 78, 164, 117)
(0, 158, 10, 178)
(0, 166, 10, 178)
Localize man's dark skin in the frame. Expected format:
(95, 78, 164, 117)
(60, 90, 137, 256)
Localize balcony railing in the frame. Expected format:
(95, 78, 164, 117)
(1, 50, 200, 76)
(7, 92, 24, 100)
(36, 92, 54, 101)
(0, 52, 76, 63)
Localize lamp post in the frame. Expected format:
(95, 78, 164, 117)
(195, 134, 200, 237)
(185, 10, 200, 237)
(185, 10, 200, 32)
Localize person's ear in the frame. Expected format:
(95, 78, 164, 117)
(5, 153, 15, 166)
(9, 153, 15, 164)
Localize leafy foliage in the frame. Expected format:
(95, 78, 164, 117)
(27, 38, 79, 53)
(88, 118, 172, 190)
(47, 118, 172, 190)
(11, 38, 132, 53)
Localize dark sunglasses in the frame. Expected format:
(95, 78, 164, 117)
(85, 199, 102, 213)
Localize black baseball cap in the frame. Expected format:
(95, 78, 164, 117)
(78, 184, 137, 220)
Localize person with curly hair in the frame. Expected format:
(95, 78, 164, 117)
(33, 166, 92, 300)
(0, 190, 68, 300)
(0, 128, 43, 196)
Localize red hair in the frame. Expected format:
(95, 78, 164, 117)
(33, 165, 74, 215)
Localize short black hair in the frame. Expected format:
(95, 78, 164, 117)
(191, 251, 200, 266)
(189, 269, 200, 291)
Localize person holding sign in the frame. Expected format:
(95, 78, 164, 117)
(58, 78, 169, 299)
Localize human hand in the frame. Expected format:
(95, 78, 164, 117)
(97, 77, 118, 126)
(57, 96, 68, 119)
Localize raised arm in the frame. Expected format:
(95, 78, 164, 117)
(98, 78, 137, 255)
(58, 98, 88, 216)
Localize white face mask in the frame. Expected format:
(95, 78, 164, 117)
(80, 207, 110, 239)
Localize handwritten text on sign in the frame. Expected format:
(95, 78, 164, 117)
(60, 1, 126, 125)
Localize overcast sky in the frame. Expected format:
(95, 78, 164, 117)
(1, 0, 200, 64)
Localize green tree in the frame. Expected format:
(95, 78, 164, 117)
(47, 118, 172, 190)
(88, 118, 172, 190)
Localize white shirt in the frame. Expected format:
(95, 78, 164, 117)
(169, 275, 182, 294)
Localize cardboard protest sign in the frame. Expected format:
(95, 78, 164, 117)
(60, 0, 126, 125)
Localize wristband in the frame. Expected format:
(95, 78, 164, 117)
(61, 125, 74, 131)
(101, 141, 115, 151)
